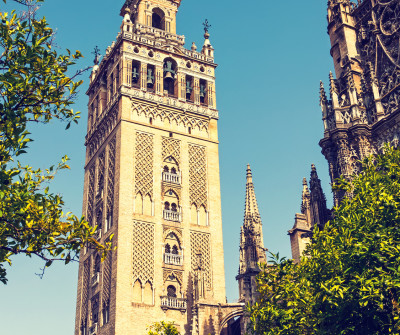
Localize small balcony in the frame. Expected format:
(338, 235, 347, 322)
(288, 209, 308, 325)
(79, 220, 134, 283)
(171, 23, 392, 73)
(160, 296, 187, 311)
(164, 253, 183, 266)
(163, 210, 181, 222)
(89, 323, 98, 335)
(91, 272, 100, 287)
(162, 172, 180, 185)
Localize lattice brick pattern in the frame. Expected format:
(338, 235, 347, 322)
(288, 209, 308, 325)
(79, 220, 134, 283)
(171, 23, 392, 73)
(82, 258, 91, 319)
(162, 137, 181, 164)
(97, 150, 106, 195)
(135, 132, 154, 198)
(189, 145, 208, 208)
(190, 231, 212, 290)
(103, 250, 113, 302)
(87, 166, 95, 224)
(107, 137, 116, 215)
(133, 221, 155, 285)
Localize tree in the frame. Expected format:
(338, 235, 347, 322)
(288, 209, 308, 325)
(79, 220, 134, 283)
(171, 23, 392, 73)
(147, 321, 180, 335)
(0, 0, 112, 284)
(248, 145, 400, 334)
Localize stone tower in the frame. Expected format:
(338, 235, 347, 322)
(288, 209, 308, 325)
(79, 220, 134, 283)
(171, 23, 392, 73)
(74, 1, 228, 334)
(236, 165, 266, 305)
(290, 0, 400, 261)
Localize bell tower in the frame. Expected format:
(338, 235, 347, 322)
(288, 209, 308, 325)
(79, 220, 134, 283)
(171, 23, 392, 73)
(74, 0, 227, 334)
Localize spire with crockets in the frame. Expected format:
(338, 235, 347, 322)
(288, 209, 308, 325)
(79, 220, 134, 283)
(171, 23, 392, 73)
(238, 165, 266, 276)
(237, 164, 267, 305)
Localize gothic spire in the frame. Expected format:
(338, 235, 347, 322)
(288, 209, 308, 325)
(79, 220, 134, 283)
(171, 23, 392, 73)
(237, 165, 267, 305)
(239, 165, 266, 276)
(309, 164, 330, 229)
(244, 164, 260, 219)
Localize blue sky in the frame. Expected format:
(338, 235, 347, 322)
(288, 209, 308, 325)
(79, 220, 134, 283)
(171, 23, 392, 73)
(1, 1, 334, 334)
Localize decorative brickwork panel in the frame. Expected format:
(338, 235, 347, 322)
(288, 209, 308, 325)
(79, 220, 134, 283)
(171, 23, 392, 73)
(163, 269, 183, 286)
(189, 145, 207, 209)
(107, 137, 116, 219)
(87, 166, 95, 225)
(82, 258, 91, 319)
(135, 132, 154, 198)
(133, 100, 211, 132)
(133, 221, 154, 285)
(103, 250, 113, 302)
(190, 231, 212, 289)
(162, 137, 181, 164)
(97, 150, 106, 196)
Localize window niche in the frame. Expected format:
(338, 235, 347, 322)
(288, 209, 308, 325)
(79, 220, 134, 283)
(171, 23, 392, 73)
(131, 60, 141, 88)
(185, 75, 194, 102)
(162, 156, 180, 184)
(163, 58, 177, 97)
(199, 79, 207, 105)
(147, 64, 155, 91)
(163, 232, 183, 266)
(163, 189, 180, 222)
(152, 8, 165, 30)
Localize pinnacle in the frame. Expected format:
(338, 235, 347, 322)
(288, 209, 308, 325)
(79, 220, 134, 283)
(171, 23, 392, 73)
(244, 164, 260, 218)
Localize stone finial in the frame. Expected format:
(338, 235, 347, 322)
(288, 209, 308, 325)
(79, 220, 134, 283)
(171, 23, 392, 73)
(123, 7, 131, 22)
(191, 42, 197, 51)
(320, 81, 327, 103)
(92, 46, 101, 66)
(329, 71, 337, 93)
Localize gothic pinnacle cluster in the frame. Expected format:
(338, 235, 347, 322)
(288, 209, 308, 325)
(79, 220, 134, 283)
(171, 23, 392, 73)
(237, 165, 266, 305)
(290, 0, 400, 261)
(289, 164, 330, 263)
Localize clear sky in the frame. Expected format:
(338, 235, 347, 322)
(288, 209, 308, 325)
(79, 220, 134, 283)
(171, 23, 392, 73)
(0, 0, 336, 334)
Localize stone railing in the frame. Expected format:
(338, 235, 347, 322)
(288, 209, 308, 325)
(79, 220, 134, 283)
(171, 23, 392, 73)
(164, 253, 183, 266)
(89, 323, 98, 335)
(163, 210, 181, 222)
(134, 23, 185, 45)
(162, 172, 180, 184)
(160, 296, 187, 311)
(91, 272, 100, 287)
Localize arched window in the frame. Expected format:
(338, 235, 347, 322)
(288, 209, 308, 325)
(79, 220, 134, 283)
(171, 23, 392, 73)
(167, 285, 177, 298)
(171, 167, 177, 175)
(163, 166, 169, 173)
(172, 245, 178, 255)
(164, 202, 170, 210)
(171, 203, 177, 212)
(152, 8, 165, 30)
(163, 58, 177, 97)
(165, 244, 171, 254)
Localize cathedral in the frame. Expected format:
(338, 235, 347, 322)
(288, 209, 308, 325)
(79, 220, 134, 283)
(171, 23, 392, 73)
(74, 0, 400, 334)
(290, 0, 400, 262)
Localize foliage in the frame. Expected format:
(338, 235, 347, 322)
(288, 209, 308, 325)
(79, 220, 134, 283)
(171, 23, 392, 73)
(147, 321, 180, 335)
(0, 0, 111, 284)
(248, 145, 400, 334)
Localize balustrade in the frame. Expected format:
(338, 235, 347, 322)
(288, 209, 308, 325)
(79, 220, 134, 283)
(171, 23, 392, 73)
(160, 296, 187, 310)
(164, 253, 183, 266)
(163, 210, 181, 222)
(89, 323, 98, 335)
(162, 172, 180, 184)
(91, 272, 100, 287)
